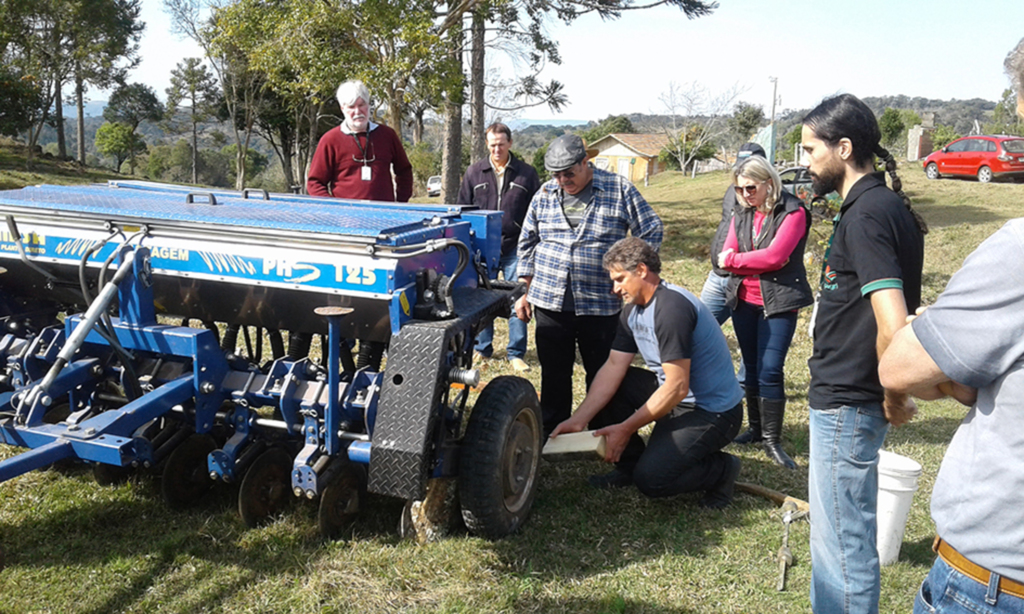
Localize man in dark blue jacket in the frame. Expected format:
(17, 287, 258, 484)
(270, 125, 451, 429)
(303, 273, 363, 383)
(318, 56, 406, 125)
(458, 122, 541, 372)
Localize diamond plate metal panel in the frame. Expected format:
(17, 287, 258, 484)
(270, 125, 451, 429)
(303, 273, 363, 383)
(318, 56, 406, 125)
(368, 287, 509, 500)
(0, 184, 457, 238)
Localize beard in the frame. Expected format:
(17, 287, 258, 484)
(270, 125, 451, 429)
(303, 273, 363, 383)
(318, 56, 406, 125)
(810, 158, 843, 196)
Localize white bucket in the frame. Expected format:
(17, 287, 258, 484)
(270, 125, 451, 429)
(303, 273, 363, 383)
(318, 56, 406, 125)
(876, 450, 922, 566)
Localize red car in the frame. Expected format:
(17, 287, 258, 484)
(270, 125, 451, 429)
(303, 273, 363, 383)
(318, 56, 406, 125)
(923, 135, 1024, 183)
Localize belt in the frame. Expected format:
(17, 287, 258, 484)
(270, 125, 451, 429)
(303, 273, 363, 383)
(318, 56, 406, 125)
(934, 536, 1024, 600)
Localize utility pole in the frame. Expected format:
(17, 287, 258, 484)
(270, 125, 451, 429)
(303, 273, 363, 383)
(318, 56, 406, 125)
(768, 76, 779, 163)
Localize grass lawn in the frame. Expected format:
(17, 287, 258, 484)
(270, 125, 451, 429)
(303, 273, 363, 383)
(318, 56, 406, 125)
(1, 148, 1021, 612)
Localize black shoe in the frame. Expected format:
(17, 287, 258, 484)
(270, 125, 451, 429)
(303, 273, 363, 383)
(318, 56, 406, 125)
(733, 427, 763, 445)
(587, 468, 633, 490)
(699, 454, 741, 510)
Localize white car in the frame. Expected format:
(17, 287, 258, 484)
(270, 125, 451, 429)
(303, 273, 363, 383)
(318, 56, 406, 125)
(426, 175, 442, 197)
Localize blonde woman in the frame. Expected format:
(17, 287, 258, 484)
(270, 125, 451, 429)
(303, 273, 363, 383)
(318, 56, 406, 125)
(717, 156, 812, 469)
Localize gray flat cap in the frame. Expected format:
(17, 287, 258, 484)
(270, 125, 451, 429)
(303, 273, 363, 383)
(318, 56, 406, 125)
(545, 134, 588, 171)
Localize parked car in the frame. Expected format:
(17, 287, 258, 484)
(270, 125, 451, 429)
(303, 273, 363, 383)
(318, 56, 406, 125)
(426, 175, 442, 197)
(922, 135, 1024, 183)
(779, 166, 813, 196)
(778, 165, 841, 218)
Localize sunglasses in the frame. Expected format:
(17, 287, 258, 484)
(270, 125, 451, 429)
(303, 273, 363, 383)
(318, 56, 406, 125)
(735, 182, 763, 196)
(552, 169, 577, 180)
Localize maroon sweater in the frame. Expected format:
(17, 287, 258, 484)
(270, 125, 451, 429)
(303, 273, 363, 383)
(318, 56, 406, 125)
(306, 123, 413, 202)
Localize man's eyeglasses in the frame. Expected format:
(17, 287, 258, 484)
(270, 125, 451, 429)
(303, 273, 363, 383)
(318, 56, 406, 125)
(735, 183, 763, 196)
(552, 169, 576, 180)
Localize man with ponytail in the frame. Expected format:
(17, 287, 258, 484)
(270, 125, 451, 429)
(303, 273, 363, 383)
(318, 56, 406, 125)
(800, 93, 926, 614)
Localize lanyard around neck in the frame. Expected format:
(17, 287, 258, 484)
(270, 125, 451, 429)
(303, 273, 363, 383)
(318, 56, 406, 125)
(352, 132, 372, 166)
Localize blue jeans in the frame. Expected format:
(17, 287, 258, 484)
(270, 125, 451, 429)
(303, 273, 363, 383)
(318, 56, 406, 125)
(731, 301, 797, 400)
(809, 403, 890, 614)
(700, 271, 732, 325)
(915, 556, 1024, 613)
(475, 252, 527, 359)
(700, 271, 745, 383)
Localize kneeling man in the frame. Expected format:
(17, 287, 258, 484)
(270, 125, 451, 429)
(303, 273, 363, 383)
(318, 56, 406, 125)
(550, 237, 744, 508)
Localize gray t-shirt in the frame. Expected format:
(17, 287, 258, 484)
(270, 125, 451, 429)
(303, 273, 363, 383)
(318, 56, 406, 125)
(913, 218, 1024, 583)
(611, 282, 743, 413)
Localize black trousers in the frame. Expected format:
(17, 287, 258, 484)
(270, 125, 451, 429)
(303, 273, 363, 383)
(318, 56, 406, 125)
(534, 307, 619, 436)
(593, 367, 744, 499)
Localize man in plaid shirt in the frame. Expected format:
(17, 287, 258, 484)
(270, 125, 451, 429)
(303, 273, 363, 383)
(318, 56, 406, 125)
(514, 134, 663, 447)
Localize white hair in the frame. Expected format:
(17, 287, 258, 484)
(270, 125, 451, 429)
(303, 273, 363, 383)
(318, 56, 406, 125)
(336, 80, 370, 107)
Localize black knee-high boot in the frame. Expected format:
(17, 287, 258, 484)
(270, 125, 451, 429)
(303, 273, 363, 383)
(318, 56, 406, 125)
(733, 392, 763, 444)
(760, 397, 796, 469)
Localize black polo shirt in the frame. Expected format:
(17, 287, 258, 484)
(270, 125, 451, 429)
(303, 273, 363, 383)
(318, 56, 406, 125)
(808, 173, 924, 409)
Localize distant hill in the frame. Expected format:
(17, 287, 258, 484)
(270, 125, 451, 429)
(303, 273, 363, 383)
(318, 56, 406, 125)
(84, 100, 107, 117)
(509, 118, 587, 130)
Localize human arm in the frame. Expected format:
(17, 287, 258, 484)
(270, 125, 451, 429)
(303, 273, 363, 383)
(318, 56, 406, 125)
(455, 172, 474, 205)
(625, 183, 663, 249)
(881, 220, 1024, 406)
(513, 275, 532, 322)
(513, 196, 541, 321)
(879, 322, 978, 405)
(720, 208, 808, 274)
(306, 134, 334, 197)
(594, 359, 691, 463)
(391, 132, 414, 202)
(717, 217, 739, 269)
(869, 288, 917, 426)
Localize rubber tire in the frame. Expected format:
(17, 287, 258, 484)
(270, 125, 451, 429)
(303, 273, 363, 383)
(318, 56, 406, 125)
(318, 462, 367, 540)
(161, 433, 216, 510)
(977, 166, 993, 183)
(238, 447, 294, 528)
(459, 376, 541, 539)
(925, 163, 940, 180)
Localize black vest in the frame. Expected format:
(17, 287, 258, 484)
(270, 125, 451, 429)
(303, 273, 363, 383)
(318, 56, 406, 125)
(725, 191, 814, 316)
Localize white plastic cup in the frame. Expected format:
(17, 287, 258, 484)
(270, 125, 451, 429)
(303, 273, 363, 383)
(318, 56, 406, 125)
(876, 450, 923, 566)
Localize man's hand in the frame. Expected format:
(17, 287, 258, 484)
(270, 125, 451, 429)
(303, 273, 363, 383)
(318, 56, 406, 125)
(594, 422, 633, 463)
(883, 394, 918, 427)
(549, 415, 587, 439)
(514, 295, 532, 323)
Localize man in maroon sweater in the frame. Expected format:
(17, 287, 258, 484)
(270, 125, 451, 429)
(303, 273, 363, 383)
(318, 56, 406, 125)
(307, 80, 413, 202)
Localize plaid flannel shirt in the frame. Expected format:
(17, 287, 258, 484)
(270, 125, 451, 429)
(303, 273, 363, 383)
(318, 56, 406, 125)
(516, 166, 663, 316)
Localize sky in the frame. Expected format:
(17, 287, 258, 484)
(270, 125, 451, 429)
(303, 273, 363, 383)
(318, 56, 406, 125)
(122, 0, 1024, 124)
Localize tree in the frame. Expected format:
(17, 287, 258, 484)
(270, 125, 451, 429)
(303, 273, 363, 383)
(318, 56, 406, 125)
(166, 0, 267, 190)
(1, 0, 141, 166)
(95, 121, 146, 171)
(69, 0, 143, 164)
(104, 82, 163, 174)
(728, 102, 765, 146)
(984, 88, 1024, 136)
(0, 68, 43, 138)
(221, 143, 268, 185)
(658, 126, 716, 171)
(464, 0, 714, 165)
(659, 81, 744, 174)
(931, 124, 960, 150)
(581, 115, 635, 144)
(166, 57, 220, 184)
(878, 107, 904, 149)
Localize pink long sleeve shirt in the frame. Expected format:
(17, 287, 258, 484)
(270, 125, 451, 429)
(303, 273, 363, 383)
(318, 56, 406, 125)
(721, 206, 808, 306)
